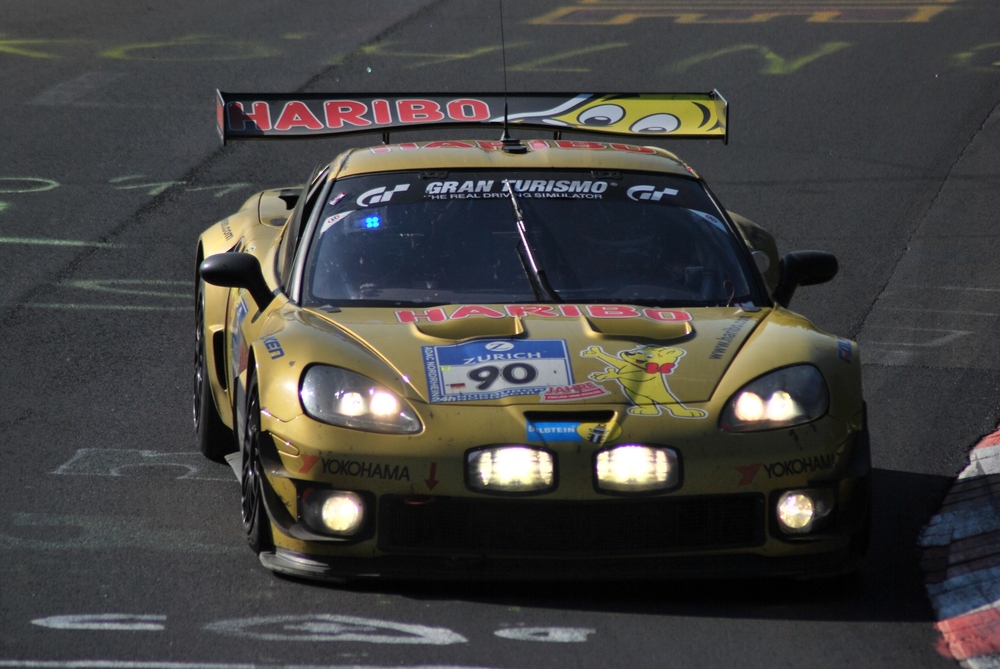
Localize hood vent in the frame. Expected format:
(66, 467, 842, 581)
(584, 316, 693, 341)
(414, 315, 524, 341)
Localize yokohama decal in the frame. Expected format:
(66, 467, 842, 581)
(736, 454, 836, 486)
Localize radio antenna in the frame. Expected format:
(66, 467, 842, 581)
(498, 0, 525, 152)
(499, 0, 510, 140)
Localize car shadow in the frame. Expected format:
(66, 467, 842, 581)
(298, 468, 950, 623)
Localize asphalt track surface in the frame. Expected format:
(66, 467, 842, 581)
(1, 1, 999, 667)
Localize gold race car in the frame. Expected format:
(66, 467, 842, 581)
(195, 91, 870, 581)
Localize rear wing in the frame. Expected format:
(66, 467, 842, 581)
(216, 91, 728, 144)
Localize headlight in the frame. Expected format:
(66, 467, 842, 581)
(300, 365, 421, 434)
(720, 365, 828, 432)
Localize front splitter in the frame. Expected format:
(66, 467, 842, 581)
(260, 545, 862, 583)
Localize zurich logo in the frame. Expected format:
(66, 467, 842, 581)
(485, 341, 515, 352)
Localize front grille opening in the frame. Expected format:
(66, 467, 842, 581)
(523, 411, 617, 424)
(378, 494, 765, 556)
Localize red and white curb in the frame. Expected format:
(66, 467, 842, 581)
(922, 428, 1000, 668)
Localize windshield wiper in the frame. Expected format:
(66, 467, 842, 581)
(503, 180, 562, 303)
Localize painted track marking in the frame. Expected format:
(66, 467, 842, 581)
(32, 616, 166, 631)
(0, 664, 496, 669)
(204, 615, 467, 644)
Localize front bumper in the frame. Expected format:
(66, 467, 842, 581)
(258, 468, 871, 583)
(254, 408, 872, 582)
(261, 542, 865, 583)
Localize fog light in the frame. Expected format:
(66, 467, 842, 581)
(595, 445, 679, 492)
(301, 489, 365, 535)
(467, 446, 555, 493)
(776, 489, 834, 534)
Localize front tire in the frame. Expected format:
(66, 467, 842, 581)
(194, 275, 235, 462)
(241, 373, 274, 554)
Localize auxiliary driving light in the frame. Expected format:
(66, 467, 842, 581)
(595, 445, 680, 493)
(467, 446, 555, 494)
(775, 489, 834, 535)
(301, 489, 366, 536)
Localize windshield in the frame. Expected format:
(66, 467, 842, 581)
(301, 170, 760, 308)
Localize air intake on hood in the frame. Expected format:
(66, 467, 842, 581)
(414, 316, 524, 341)
(584, 316, 693, 341)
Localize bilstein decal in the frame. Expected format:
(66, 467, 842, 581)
(526, 421, 622, 443)
(736, 454, 836, 486)
(583, 345, 707, 418)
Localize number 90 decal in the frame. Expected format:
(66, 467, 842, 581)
(468, 362, 539, 390)
(424, 340, 573, 403)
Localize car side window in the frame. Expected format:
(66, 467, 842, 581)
(278, 165, 329, 292)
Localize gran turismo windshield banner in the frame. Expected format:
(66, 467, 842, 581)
(216, 91, 727, 142)
(302, 170, 759, 309)
(328, 171, 713, 209)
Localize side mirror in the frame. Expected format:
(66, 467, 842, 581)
(200, 252, 275, 311)
(773, 251, 838, 308)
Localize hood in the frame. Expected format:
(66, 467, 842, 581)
(307, 304, 766, 406)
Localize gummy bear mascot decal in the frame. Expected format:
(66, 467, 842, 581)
(582, 345, 707, 418)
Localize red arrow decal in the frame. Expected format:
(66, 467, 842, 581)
(735, 463, 762, 486)
(299, 454, 321, 474)
(425, 462, 439, 491)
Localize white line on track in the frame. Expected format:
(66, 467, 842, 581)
(494, 627, 594, 642)
(883, 307, 1000, 317)
(0, 237, 123, 248)
(22, 304, 187, 311)
(0, 663, 497, 669)
(204, 615, 467, 644)
(902, 285, 1000, 293)
(32, 615, 165, 631)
